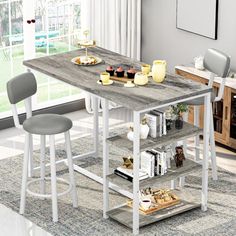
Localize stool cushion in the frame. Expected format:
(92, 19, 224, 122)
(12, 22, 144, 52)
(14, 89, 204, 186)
(23, 114, 72, 135)
(184, 91, 216, 106)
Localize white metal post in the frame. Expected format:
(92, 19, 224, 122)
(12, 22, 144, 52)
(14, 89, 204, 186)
(20, 133, 30, 215)
(65, 131, 78, 208)
(49, 135, 58, 222)
(133, 111, 140, 236)
(102, 99, 109, 219)
(194, 106, 200, 161)
(210, 106, 218, 180)
(28, 134, 34, 178)
(93, 96, 99, 158)
(40, 135, 46, 195)
(201, 92, 211, 211)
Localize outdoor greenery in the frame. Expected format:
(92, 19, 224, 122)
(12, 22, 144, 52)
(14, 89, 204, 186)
(0, 0, 82, 115)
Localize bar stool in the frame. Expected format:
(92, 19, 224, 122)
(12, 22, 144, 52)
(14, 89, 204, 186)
(183, 48, 230, 182)
(7, 72, 78, 222)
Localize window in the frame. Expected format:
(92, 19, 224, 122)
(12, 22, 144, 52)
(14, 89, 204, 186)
(0, 0, 83, 119)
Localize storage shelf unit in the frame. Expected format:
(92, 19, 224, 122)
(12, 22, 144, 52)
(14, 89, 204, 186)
(175, 66, 236, 150)
(107, 189, 200, 229)
(106, 122, 203, 228)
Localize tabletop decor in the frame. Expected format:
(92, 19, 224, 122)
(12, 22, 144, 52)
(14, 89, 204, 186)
(71, 30, 102, 66)
(141, 64, 151, 75)
(152, 60, 167, 83)
(134, 72, 148, 85)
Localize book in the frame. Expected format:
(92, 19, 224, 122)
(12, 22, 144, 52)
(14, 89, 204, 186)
(114, 168, 149, 182)
(141, 151, 155, 177)
(151, 109, 166, 135)
(145, 113, 157, 138)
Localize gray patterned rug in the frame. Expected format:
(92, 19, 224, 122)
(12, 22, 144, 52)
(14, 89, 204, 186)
(1, 134, 236, 236)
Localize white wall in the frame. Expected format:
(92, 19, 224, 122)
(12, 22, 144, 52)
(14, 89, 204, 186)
(141, 0, 236, 73)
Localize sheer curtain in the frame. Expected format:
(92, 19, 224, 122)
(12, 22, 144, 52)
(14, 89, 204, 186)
(81, 0, 142, 113)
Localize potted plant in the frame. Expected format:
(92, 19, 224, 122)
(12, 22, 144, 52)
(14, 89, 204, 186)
(171, 104, 188, 129)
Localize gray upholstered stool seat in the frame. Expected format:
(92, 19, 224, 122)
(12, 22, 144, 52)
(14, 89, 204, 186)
(23, 114, 72, 135)
(185, 91, 216, 105)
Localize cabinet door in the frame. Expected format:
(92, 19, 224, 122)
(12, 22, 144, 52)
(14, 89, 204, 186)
(229, 88, 236, 149)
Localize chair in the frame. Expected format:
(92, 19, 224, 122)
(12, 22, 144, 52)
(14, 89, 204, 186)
(184, 48, 230, 181)
(7, 72, 78, 222)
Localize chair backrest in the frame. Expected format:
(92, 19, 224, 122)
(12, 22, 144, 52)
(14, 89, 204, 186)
(204, 48, 230, 78)
(6, 72, 37, 128)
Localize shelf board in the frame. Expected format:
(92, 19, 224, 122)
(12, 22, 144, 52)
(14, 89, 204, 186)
(107, 159, 201, 192)
(107, 121, 202, 153)
(107, 189, 200, 229)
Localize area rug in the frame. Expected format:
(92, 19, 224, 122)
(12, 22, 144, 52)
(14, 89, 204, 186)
(1, 134, 236, 236)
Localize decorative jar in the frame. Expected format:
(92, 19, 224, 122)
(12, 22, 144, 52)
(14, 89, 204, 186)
(152, 60, 167, 83)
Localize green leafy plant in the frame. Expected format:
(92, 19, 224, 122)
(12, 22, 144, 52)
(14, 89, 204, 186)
(171, 104, 188, 117)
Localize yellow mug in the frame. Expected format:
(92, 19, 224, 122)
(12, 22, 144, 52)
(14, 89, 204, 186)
(141, 64, 151, 75)
(100, 72, 110, 83)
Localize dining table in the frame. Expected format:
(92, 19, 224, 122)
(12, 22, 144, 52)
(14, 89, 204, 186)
(23, 46, 212, 235)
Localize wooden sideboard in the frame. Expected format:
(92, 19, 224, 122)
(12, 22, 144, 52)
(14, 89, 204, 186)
(176, 66, 236, 150)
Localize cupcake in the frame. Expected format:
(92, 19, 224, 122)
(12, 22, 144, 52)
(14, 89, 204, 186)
(127, 68, 136, 79)
(106, 66, 115, 76)
(116, 66, 125, 77)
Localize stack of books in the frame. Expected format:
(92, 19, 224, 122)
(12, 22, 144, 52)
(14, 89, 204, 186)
(145, 109, 167, 138)
(114, 166, 149, 182)
(141, 148, 170, 177)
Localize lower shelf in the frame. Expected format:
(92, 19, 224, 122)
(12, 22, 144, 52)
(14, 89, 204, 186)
(107, 189, 201, 229)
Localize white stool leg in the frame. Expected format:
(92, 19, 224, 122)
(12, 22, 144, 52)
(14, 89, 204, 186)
(28, 134, 33, 178)
(65, 131, 78, 208)
(40, 135, 46, 195)
(210, 106, 218, 180)
(194, 106, 200, 161)
(49, 135, 58, 222)
(20, 133, 30, 214)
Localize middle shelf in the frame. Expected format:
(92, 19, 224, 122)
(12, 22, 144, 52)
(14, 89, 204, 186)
(107, 159, 201, 192)
(107, 121, 202, 153)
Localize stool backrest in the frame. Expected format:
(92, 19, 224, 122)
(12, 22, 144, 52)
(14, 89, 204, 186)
(6, 72, 37, 128)
(203, 48, 230, 101)
(204, 48, 230, 78)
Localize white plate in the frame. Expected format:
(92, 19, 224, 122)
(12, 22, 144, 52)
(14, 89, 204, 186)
(97, 80, 114, 86)
(71, 56, 102, 66)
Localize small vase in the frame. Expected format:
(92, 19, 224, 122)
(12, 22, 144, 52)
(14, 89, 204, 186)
(152, 60, 167, 83)
(127, 131, 134, 141)
(140, 124, 150, 139)
(175, 116, 183, 129)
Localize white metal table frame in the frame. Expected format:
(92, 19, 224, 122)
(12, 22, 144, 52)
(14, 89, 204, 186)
(26, 70, 211, 235)
(101, 91, 211, 235)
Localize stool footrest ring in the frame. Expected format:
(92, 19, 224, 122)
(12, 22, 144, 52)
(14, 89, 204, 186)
(26, 177, 72, 198)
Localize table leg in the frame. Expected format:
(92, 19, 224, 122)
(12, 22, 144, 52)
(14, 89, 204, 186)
(202, 92, 210, 211)
(133, 111, 140, 235)
(93, 96, 99, 158)
(103, 98, 109, 219)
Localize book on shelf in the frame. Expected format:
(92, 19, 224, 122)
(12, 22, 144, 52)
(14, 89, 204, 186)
(114, 167, 149, 182)
(141, 151, 155, 177)
(145, 113, 162, 138)
(151, 109, 167, 136)
(142, 148, 169, 177)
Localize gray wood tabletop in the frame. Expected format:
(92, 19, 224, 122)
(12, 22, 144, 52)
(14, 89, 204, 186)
(23, 47, 211, 111)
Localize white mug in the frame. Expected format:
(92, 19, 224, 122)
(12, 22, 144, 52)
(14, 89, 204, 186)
(140, 198, 151, 210)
